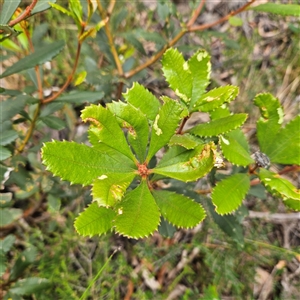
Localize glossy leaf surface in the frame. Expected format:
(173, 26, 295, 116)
(81, 104, 136, 161)
(41, 141, 136, 186)
(220, 129, 254, 166)
(123, 82, 160, 121)
(192, 86, 239, 112)
(254, 93, 282, 154)
(108, 101, 149, 161)
(266, 115, 300, 165)
(162, 48, 192, 103)
(114, 181, 160, 238)
(152, 190, 206, 228)
(92, 173, 135, 207)
(146, 98, 183, 161)
(212, 173, 250, 214)
(190, 114, 247, 137)
(259, 169, 300, 201)
(153, 143, 215, 182)
(75, 203, 115, 236)
(188, 50, 211, 109)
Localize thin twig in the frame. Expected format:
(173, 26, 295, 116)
(189, 0, 257, 32)
(8, 0, 38, 27)
(96, 0, 123, 76)
(124, 0, 257, 79)
(187, 0, 206, 28)
(42, 27, 85, 104)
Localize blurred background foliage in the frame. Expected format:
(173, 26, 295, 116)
(0, 0, 299, 299)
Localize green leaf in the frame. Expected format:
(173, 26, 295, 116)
(283, 199, 300, 211)
(259, 169, 300, 201)
(158, 218, 177, 238)
(9, 277, 50, 295)
(207, 200, 244, 245)
(0, 40, 65, 78)
(0, 146, 11, 161)
(40, 116, 65, 130)
(123, 32, 146, 55)
(266, 115, 300, 165)
(0, 0, 21, 24)
(220, 129, 254, 166)
(41, 141, 136, 186)
(0, 95, 27, 123)
(189, 114, 247, 137)
(210, 106, 231, 120)
(162, 48, 192, 104)
(74, 203, 115, 236)
(169, 133, 203, 150)
(212, 173, 250, 215)
(10, 246, 37, 281)
(188, 50, 211, 109)
(123, 82, 161, 121)
(114, 180, 160, 238)
(48, 2, 71, 16)
(81, 104, 136, 162)
(0, 129, 18, 145)
(254, 93, 282, 154)
(107, 101, 149, 162)
(69, 0, 83, 23)
(249, 3, 300, 17)
(192, 86, 239, 112)
(31, 0, 57, 15)
(146, 98, 183, 162)
(0, 234, 15, 253)
(152, 190, 206, 228)
(92, 173, 135, 207)
(153, 143, 215, 182)
(56, 91, 104, 105)
(229, 16, 243, 27)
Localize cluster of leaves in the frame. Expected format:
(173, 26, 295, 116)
(42, 48, 300, 239)
(1, 0, 299, 298)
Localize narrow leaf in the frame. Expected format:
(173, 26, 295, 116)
(190, 114, 247, 137)
(153, 143, 215, 182)
(266, 115, 300, 165)
(31, 0, 57, 15)
(188, 50, 211, 109)
(40, 116, 65, 130)
(254, 93, 282, 154)
(162, 48, 192, 104)
(192, 86, 239, 112)
(0, 146, 11, 161)
(0, 40, 65, 78)
(56, 91, 104, 105)
(92, 173, 135, 207)
(152, 190, 206, 228)
(9, 277, 50, 295)
(146, 98, 183, 162)
(0, 95, 27, 123)
(81, 104, 136, 162)
(107, 101, 149, 162)
(169, 133, 203, 150)
(220, 129, 254, 166)
(123, 82, 161, 121)
(74, 203, 115, 236)
(259, 169, 300, 201)
(41, 141, 136, 186)
(0, 0, 21, 24)
(0, 130, 18, 145)
(114, 180, 160, 238)
(249, 3, 300, 17)
(212, 173, 250, 215)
